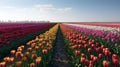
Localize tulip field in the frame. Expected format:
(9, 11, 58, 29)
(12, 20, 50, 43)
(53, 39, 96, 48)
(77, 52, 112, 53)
(0, 23, 120, 67)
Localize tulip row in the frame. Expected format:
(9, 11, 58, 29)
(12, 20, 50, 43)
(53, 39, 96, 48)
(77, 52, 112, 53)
(0, 24, 59, 67)
(60, 24, 120, 67)
(0, 23, 54, 47)
(78, 23, 120, 28)
(66, 24, 120, 33)
(64, 24, 120, 55)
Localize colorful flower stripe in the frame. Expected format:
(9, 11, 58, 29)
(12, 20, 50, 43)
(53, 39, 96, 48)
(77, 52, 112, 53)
(0, 24, 59, 67)
(0, 23, 54, 47)
(60, 24, 120, 67)
(65, 24, 120, 33)
(78, 23, 120, 28)
(64, 24, 120, 45)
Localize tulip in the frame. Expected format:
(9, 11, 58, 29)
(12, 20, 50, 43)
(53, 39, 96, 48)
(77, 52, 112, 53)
(17, 48, 22, 52)
(84, 44, 88, 48)
(31, 54, 37, 60)
(88, 48, 92, 53)
(89, 63, 93, 67)
(32, 51, 36, 54)
(90, 55, 94, 60)
(98, 54, 103, 59)
(78, 44, 82, 48)
(84, 59, 89, 65)
(112, 54, 118, 59)
(0, 62, 6, 67)
(4, 57, 10, 62)
(81, 53, 85, 57)
(26, 42, 31, 46)
(9, 57, 14, 63)
(93, 57, 98, 62)
(15, 52, 23, 59)
(35, 57, 42, 65)
(103, 60, 109, 67)
(80, 57, 85, 63)
(72, 45, 78, 49)
(38, 43, 42, 47)
(35, 46, 39, 50)
(10, 50, 16, 55)
(16, 61, 22, 67)
(112, 54, 119, 66)
(25, 52, 30, 57)
(31, 43, 35, 48)
(22, 56, 27, 62)
(75, 50, 80, 56)
(30, 63, 35, 67)
(42, 49, 48, 55)
(27, 48, 32, 52)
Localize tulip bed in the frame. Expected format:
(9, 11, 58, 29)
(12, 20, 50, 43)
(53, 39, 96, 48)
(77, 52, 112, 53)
(0, 24, 59, 67)
(60, 24, 120, 67)
(65, 24, 120, 56)
(0, 23, 55, 59)
(0, 23, 53, 47)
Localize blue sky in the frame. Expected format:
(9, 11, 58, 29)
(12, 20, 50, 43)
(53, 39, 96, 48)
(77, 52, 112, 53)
(0, 0, 120, 22)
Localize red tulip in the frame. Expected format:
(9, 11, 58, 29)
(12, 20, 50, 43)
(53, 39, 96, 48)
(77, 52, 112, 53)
(93, 57, 98, 62)
(75, 50, 80, 56)
(80, 57, 85, 63)
(89, 63, 93, 67)
(81, 53, 85, 57)
(84, 44, 88, 48)
(98, 54, 103, 59)
(90, 55, 94, 60)
(103, 60, 109, 67)
(101, 45, 104, 49)
(112, 54, 119, 66)
(112, 54, 118, 59)
(91, 44, 95, 48)
(72, 45, 78, 49)
(78, 44, 82, 48)
(84, 60, 89, 65)
(88, 48, 92, 53)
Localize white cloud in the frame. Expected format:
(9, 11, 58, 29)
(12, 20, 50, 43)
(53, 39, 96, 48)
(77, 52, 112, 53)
(34, 4, 72, 13)
(0, 4, 74, 22)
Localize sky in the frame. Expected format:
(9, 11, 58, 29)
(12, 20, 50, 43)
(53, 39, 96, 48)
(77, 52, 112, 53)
(0, 0, 120, 22)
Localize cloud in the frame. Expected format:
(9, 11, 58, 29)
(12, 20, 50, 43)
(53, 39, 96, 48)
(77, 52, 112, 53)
(33, 4, 72, 13)
(0, 6, 15, 9)
(0, 4, 73, 22)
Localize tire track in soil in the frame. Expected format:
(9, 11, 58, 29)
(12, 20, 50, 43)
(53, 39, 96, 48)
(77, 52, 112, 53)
(50, 27, 70, 67)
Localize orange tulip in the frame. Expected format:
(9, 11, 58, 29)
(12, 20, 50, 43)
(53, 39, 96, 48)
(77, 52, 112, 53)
(0, 62, 6, 67)
(31, 54, 37, 60)
(27, 48, 32, 52)
(16, 61, 22, 67)
(25, 52, 30, 57)
(26, 42, 31, 46)
(22, 56, 27, 62)
(10, 50, 16, 55)
(30, 63, 35, 67)
(35, 46, 39, 50)
(35, 57, 42, 65)
(20, 45, 24, 50)
(32, 51, 36, 54)
(31, 43, 35, 48)
(15, 52, 22, 58)
(9, 57, 14, 63)
(4, 57, 10, 62)
(17, 48, 23, 52)
(42, 49, 48, 55)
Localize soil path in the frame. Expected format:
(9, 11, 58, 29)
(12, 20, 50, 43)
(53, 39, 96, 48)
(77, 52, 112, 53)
(50, 27, 70, 67)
